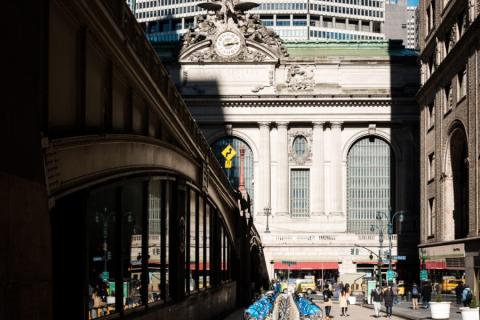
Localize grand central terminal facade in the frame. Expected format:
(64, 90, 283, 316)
(156, 3, 421, 283)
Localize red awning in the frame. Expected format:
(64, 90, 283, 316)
(274, 261, 339, 270)
(425, 260, 447, 270)
(355, 261, 397, 265)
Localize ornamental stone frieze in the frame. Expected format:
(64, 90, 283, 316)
(178, 0, 288, 63)
(285, 65, 315, 91)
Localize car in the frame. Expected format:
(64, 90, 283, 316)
(442, 278, 464, 294)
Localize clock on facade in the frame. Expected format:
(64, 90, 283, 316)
(214, 31, 242, 57)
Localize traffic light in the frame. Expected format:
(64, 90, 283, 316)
(350, 248, 354, 255)
(369, 254, 374, 260)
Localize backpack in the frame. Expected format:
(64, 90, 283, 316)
(323, 291, 330, 302)
(412, 287, 418, 296)
(466, 289, 473, 301)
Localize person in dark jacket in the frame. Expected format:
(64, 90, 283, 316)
(383, 286, 394, 319)
(371, 285, 383, 318)
(421, 282, 432, 309)
(455, 283, 465, 305)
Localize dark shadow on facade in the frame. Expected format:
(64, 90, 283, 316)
(388, 39, 421, 284)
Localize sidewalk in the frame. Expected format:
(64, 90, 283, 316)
(362, 300, 463, 320)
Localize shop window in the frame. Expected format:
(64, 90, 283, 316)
(205, 203, 211, 289)
(198, 196, 205, 289)
(121, 182, 145, 310)
(188, 188, 198, 291)
(87, 186, 118, 319)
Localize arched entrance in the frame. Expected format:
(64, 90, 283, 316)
(444, 125, 469, 239)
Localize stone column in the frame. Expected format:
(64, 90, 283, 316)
(311, 122, 325, 215)
(259, 122, 271, 214)
(330, 121, 343, 214)
(276, 122, 289, 215)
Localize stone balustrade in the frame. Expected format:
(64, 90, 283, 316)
(262, 233, 398, 246)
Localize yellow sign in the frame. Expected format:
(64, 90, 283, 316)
(225, 160, 232, 169)
(221, 144, 237, 160)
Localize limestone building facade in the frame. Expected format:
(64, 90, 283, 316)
(161, 4, 420, 283)
(418, 0, 480, 291)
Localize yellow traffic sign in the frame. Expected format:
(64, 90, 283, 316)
(221, 144, 237, 161)
(225, 160, 232, 169)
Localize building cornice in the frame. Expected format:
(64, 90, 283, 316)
(185, 96, 418, 109)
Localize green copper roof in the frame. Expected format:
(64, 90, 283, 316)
(284, 40, 419, 58)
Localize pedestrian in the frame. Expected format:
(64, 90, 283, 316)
(462, 284, 473, 307)
(371, 285, 383, 318)
(339, 288, 348, 316)
(323, 284, 334, 320)
(421, 281, 432, 309)
(455, 282, 465, 305)
(392, 283, 399, 305)
(411, 283, 419, 310)
(384, 285, 394, 319)
(344, 283, 351, 315)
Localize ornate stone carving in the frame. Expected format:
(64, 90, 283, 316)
(286, 65, 315, 91)
(288, 128, 313, 165)
(180, 0, 288, 63)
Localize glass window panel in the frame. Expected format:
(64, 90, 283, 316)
(148, 180, 162, 303)
(290, 169, 310, 217)
(189, 189, 197, 290)
(347, 138, 392, 234)
(122, 182, 144, 310)
(87, 187, 117, 319)
(165, 181, 170, 298)
(198, 196, 205, 289)
(206, 203, 211, 288)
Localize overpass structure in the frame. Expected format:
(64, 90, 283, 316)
(1, 1, 268, 319)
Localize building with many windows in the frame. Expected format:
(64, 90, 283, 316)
(158, 3, 421, 283)
(130, 0, 387, 42)
(406, 5, 419, 50)
(417, 0, 480, 295)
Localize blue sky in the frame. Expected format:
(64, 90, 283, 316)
(408, 0, 419, 6)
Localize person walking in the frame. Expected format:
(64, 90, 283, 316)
(384, 286, 394, 319)
(421, 281, 432, 309)
(411, 283, 419, 310)
(323, 284, 334, 320)
(371, 285, 383, 318)
(392, 283, 399, 305)
(455, 283, 465, 305)
(339, 288, 348, 316)
(462, 284, 473, 307)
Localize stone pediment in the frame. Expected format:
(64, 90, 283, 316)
(179, 0, 288, 64)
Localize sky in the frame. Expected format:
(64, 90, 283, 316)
(408, 0, 419, 6)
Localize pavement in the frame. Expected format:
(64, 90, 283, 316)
(223, 299, 467, 320)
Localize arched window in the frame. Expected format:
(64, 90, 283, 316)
(347, 137, 393, 234)
(212, 137, 254, 200)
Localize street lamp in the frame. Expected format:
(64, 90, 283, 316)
(370, 217, 384, 287)
(373, 209, 406, 286)
(264, 206, 271, 233)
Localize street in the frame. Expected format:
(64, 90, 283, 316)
(225, 302, 408, 320)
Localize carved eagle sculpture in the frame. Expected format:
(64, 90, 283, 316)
(198, 0, 259, 20)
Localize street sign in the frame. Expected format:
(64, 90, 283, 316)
(102, 271, 109, 281)
(387, 270, 396, 282)
(221, 144, 237, 160)
(225, 160, 232, 169)
(391, 255, 407, 261)
(420, 269, 428, 281)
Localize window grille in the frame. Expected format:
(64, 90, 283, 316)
(290, 169, 310, 217)
(347, 137, 392, 233)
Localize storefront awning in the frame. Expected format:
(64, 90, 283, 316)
(274, 261, 339, 270)
(425, 260, 446, 270)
